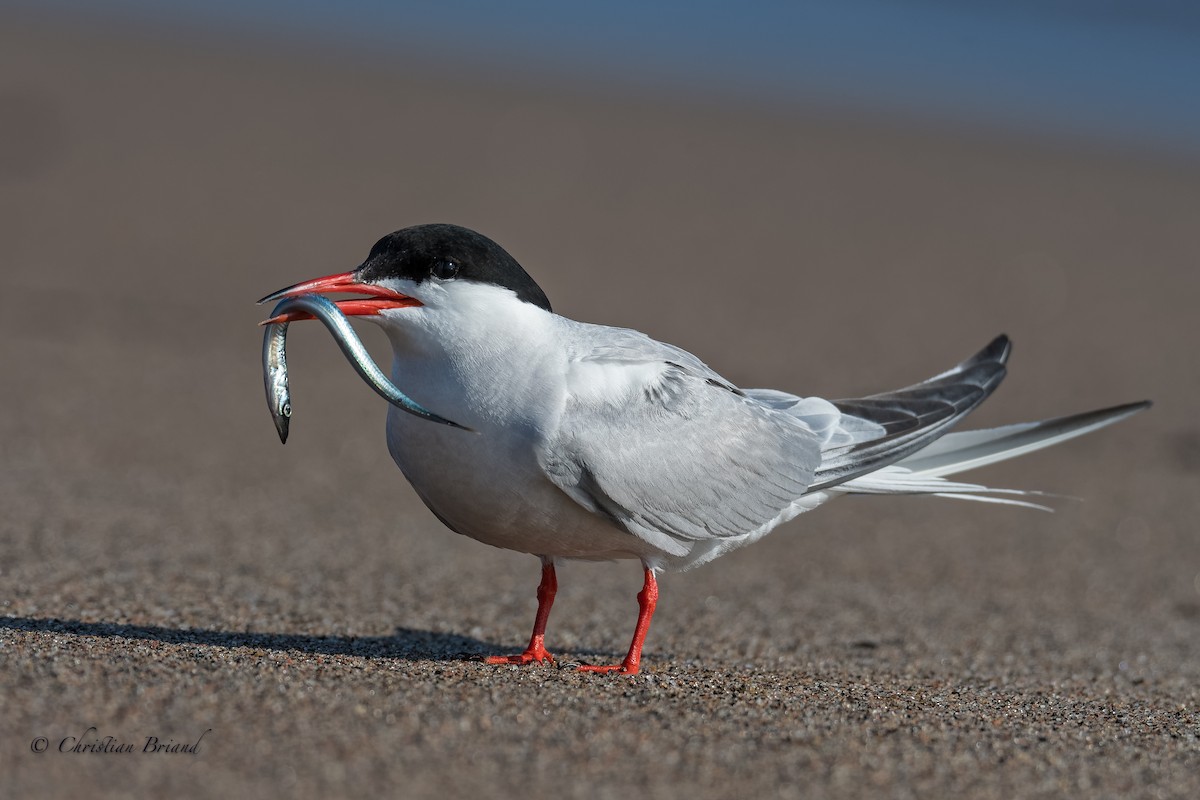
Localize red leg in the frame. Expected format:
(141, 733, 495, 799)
(578, 567, 658, 675)
(486, 559, 557, 665)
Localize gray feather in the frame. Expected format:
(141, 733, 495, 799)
(540, 330, 822, 549)
(894, 400, 1151, 477)
(808, 335, 1012, 491)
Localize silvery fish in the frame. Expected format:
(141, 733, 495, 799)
(261, 293, 468, 443)
(262, 313, 293, 443)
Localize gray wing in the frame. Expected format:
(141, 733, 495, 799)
(808, 335, 1012, 491)
(538, 326, 822, 556)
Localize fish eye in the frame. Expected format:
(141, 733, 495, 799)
(432, 259, 460, 280)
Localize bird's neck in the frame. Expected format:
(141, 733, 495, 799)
(382, 291, 566, 429)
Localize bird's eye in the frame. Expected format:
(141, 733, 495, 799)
(432, 259, 460, 280)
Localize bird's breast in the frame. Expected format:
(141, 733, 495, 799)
(382, 352, 653, 560)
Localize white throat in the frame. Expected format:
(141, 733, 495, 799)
(373, 280, 566, 432)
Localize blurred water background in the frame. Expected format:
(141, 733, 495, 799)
(14, 0, 1200, 159)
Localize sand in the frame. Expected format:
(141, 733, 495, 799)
(1, 11, 1197, 799)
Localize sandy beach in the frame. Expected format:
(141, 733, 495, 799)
(1, 11, 1197, 798)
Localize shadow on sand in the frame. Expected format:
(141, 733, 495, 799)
(0, 616, 621, 663)
(1, 615, 504, 661)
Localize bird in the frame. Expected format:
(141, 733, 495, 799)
(259, 223, 1149, 675)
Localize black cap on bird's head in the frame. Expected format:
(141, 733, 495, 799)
(357, 224, 551, 312)
(258, 223, 552, 321)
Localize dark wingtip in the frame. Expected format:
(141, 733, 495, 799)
(994, 333, 1012, 364)
(978, 333, 1012, 366)
(948, 334, 1011, 376)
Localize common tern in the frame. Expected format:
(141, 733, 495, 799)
(259, 223, 1149, 674)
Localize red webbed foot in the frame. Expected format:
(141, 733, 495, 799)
(575, 567, 658, 677)
(485, 560, 557, 667)
(485, 642, 555, 665)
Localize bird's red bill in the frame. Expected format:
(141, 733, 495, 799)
(258, 270, 421, 323)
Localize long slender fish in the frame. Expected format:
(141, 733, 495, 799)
(261, 294, 468, 443)
(262, 312, 293, 442)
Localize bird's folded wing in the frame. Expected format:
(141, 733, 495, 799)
(537, 328, 822, 554)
